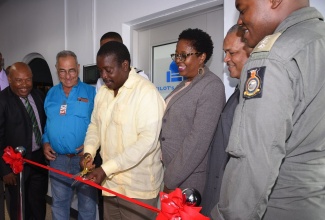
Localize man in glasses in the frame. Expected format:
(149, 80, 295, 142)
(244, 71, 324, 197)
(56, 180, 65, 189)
(42, 50, 97, 220)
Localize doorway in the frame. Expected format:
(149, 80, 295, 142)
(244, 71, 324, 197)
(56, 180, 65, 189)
(126, 1, 224, 98)
(23, 53, 53, 95)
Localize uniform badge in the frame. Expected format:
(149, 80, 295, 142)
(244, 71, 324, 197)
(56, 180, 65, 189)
(243, 66, 266, 99)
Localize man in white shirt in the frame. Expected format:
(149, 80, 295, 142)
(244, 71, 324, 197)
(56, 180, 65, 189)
(82, 41, 164, 220)
(95, 32, 149, 92)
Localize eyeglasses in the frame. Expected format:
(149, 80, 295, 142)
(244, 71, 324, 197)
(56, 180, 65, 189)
(58, 69, 78, 77)
(170, 52, 202, 62)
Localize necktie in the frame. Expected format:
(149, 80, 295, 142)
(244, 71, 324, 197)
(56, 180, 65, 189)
(24, 97, 42, 147)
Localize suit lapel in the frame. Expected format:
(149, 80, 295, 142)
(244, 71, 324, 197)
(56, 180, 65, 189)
(164, 68, 207, 114)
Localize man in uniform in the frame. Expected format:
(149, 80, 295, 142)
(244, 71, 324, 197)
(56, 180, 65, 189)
(216, 0, 325, 220)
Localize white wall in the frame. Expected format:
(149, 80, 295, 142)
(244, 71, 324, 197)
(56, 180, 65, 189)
(0, 0, 198, 85)
(0, 0, 65, 84)
(0, 0, 323, 90)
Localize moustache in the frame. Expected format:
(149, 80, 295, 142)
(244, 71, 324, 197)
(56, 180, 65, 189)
(103, 79, 113, 84)
(63, 75, 78, 81)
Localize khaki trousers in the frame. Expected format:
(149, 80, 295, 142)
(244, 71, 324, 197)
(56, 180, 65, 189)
(103, 196, 158, 220)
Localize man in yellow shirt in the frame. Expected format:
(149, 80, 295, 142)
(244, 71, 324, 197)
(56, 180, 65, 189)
(82, 41, 165, 220)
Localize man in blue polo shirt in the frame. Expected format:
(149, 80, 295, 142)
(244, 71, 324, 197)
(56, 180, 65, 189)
(42, 50, 97, 220)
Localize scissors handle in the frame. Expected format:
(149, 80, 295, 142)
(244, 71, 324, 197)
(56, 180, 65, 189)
(71, 154, 92, 186)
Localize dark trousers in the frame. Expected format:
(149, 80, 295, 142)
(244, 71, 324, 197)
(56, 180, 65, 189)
(7, 150, 48, 220)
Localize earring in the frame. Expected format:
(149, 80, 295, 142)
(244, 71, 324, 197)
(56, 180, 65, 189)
(198, 67, 204, 75)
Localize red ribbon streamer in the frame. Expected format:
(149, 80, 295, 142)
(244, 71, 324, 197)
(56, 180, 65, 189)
(2, 146, 210, 219)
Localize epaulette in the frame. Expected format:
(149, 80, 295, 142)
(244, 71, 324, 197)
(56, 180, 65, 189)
(251, 32, 282, 53)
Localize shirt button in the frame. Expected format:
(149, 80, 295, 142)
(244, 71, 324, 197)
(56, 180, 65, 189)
(161, 137, 165, 141)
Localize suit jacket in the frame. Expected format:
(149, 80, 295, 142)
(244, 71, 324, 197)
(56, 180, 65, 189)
(201, 87, 239, 218)
(0, 87, 47, 178)
(161, 66, 225, 195)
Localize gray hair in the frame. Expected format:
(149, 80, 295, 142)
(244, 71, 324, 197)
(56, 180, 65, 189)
(227, 24, 242, 35)
(227, 24, 246, 43)
(56, 50, 78, 65)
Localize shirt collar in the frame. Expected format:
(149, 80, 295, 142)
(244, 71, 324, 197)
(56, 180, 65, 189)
(275, 7, 324, 34)
(120, 67, 137, 90)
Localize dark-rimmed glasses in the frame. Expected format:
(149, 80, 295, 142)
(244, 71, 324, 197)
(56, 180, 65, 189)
(170, 52, 202, 62)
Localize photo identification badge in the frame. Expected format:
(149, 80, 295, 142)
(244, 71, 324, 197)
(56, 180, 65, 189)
(60, 101, 67, 115)
(243, 66, 266, 99)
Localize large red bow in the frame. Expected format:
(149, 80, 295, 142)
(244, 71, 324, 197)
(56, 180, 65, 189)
(157, 188, 210, 220)
(2, 146, 24, 174)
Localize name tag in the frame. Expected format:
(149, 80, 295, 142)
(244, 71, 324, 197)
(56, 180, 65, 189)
(60, 104, 67, 115)
(78, 97, 89, 102)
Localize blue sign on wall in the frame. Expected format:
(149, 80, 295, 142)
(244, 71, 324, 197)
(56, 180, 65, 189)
(166, 61, 183, 82)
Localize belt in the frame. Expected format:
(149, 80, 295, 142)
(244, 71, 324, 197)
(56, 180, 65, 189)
(66, 154, 77, 158)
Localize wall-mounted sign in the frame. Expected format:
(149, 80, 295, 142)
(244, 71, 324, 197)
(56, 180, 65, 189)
(152, 42, 185, 98)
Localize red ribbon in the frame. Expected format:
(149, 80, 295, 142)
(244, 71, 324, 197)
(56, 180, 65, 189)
(2, 146, 210, 220)
(157, 188, 210, 220)
(2, 146, 24, 174)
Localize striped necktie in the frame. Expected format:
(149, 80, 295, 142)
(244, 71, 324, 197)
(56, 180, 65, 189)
(24, 97, 42, 147)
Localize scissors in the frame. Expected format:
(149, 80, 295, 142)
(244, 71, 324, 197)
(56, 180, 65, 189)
(71, 154, 92, 186)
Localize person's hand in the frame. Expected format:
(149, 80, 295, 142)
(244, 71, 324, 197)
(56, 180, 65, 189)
(85, 167, 106, 185)
(3, 173, 17, 186)
(43, 142, 56, 161)
(163, 185, 174, 194)
(76, 144, 84, 156)
(80, 153, 95, 171)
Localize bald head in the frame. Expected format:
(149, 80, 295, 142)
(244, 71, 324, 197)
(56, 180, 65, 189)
(8, 62, 33, 98)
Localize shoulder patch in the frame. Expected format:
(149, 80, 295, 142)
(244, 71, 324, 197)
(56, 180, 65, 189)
(243, 66, 266, 99)
(252, 32, 282, 53)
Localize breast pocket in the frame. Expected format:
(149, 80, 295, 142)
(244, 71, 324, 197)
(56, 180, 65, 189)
(111, 103, 127, 125)
(69, 101, 90, 118)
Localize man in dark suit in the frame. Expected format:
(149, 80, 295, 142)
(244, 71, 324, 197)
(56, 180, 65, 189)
(0, 62, 48, 220)
(201, 24, 252, 218)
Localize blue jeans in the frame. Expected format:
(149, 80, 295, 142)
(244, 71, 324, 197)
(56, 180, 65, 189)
(50, 154, 97, 220)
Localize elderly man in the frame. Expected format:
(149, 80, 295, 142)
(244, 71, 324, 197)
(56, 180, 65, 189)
(201, 24, 252, 218)
(43, 50, 97, 220)
(0, 62, 48, 220)
(216, 0, 325, 220)
(81, 41, 165, 220)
